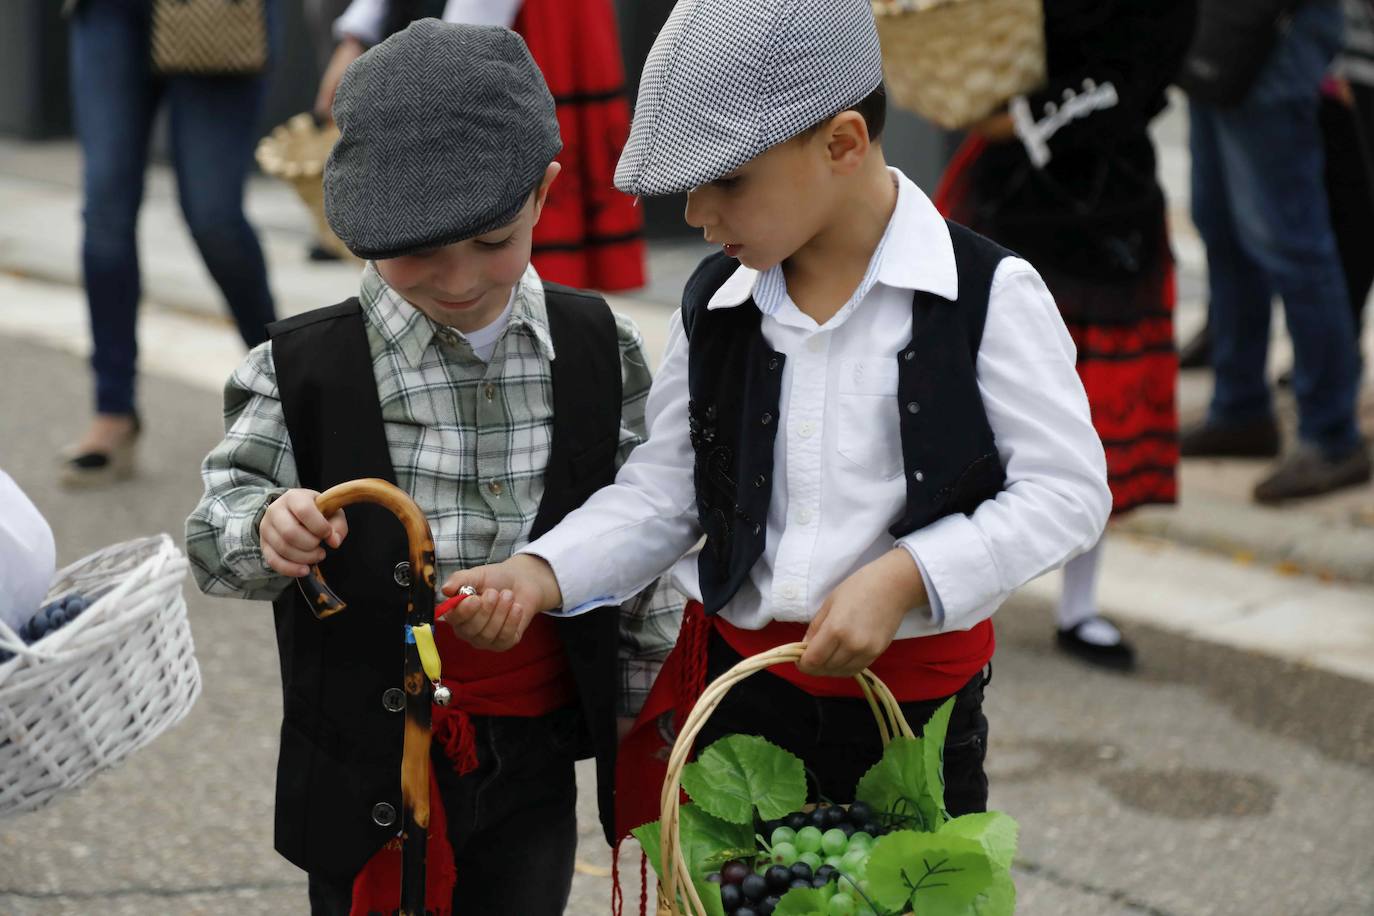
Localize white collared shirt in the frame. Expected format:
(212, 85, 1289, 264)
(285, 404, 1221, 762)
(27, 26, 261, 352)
(528, 168, 1110, 637)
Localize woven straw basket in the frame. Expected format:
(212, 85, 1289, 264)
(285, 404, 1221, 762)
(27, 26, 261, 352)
(0, 535, 201, 818)
(872, 0, 1046, 130)
(655, 643, 917, 916)
(256, 113, 355, 261)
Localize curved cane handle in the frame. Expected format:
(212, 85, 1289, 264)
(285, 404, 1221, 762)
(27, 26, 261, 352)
(297, 478, 436, 620)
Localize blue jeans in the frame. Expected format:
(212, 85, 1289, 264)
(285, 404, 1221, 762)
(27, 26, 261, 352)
(69, 0, 278, 416)
(1190, 0, 1362, 456)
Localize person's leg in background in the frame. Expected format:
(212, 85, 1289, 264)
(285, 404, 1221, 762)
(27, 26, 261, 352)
(165, 65, 277, 350)
(1181, 99, 1283, 457)
(1054, 539, 1136, 671)
(1185, 1, 1369, 500)
(63, 0, 161, 485)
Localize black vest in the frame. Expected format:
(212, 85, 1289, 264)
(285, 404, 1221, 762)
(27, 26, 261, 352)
(683, 221, 1011, 615)
(267, 285, 623, 882)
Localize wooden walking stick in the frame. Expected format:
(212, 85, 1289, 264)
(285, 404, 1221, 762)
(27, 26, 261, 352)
(295, 478, 453, 916)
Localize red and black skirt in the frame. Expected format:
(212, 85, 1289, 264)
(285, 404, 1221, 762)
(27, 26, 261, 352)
(515, 0, 646, 292)
(935, 138, 1179, 516)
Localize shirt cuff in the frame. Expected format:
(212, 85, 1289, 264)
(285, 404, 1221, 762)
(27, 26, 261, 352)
(333, 2, 384, 46)
(222, 488, 288, 582)
(896, 513, 1004, 632)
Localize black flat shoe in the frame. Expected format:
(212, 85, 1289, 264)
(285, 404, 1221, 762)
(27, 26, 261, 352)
(1056, 617, 1136, 672)
(59, 414, 141, 489)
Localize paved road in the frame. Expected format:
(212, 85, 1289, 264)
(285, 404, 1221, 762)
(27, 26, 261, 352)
(2, 334, 1373, 916)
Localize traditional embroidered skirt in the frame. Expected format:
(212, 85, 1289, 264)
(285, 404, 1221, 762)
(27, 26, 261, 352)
(935, 138, 1179, 516)
(515, 0, 646, 291)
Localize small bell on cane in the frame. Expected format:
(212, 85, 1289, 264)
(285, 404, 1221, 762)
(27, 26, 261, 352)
(430, 585, 475, 707)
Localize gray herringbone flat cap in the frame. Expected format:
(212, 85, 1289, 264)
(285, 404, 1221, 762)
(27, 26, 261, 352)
(325, 19, 562, 259)
(615, 0, 883, 197)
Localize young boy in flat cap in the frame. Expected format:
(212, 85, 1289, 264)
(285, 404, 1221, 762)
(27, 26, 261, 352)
(185, 19, 678, 915)
(443, 0, 1113, 839)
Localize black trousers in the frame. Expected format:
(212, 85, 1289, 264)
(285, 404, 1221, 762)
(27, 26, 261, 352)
(307, 707, 582, 916)
(695, 632, 991, 816)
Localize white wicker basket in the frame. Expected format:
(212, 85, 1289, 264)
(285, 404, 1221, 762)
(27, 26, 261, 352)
(0, 535, 201, 817)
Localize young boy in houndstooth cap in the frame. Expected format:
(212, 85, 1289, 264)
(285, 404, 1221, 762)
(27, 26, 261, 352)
(186, 19, 679, 915)
(444, 0, 1112, 839)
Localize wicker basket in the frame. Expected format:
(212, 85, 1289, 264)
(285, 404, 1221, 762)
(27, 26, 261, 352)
(256, 113, 355, 262)
(655, 643, 916, 916)
(0, 535, 201, 818)
(872, 0, 1046, 130)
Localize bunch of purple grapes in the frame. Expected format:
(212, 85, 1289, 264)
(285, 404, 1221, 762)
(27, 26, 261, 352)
(0, 594, 90, 663)
(708, 801, 890, 916)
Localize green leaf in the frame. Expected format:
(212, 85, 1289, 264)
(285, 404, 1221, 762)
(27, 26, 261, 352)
(679, 804, 757, 876)
(631, 820, 665, 882)
(630, 805, 755, 886)
(940, 812, 1019, 873)
(689, 875, 728, 916)
(971, 870, 1017, 916)
(854, 737, 942, 833)
(680, 734, 808, 824)
(920, 698, 956, 823)
(866, 829, 994, 915)
(775, 885, 830, 915)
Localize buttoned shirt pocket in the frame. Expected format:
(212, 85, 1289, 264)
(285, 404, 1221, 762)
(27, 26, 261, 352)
(836, 358, 903, 480)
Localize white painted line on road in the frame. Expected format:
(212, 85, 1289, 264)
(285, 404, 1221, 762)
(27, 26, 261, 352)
(1021, 531, 1374, 685)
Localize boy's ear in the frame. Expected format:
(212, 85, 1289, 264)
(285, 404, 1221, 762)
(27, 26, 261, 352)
(530, 162, 562, 225)
(824, 111, 871, 176)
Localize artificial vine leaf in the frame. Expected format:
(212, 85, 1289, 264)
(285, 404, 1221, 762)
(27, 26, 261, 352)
(854, 737, 938, 833)
(631, 820, 664, 882)
(680, 805, 757, 875)
(920, 698, 956, 824)
(970, 870, 1017, 916)
(630, 804, 754, 886)
(940, 812, 1019, 873)
(680, 734, 808, 824)
(866, 829, 993, 915)
(774, 885, 830, 915)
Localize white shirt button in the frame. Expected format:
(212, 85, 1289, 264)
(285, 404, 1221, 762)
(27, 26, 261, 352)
(797, 508, 814, 525)
(781, 583, 800, 601)
(798, 421, 816, 439)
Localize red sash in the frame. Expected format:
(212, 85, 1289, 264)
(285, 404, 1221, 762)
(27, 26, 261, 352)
(350, 605, 575, 916)
(613, 602, 994, 841)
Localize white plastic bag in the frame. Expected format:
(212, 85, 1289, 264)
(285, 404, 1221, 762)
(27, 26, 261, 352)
(0, 471, 55, 632)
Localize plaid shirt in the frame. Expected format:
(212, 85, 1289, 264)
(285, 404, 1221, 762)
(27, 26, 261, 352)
(186, 263, 681, 715)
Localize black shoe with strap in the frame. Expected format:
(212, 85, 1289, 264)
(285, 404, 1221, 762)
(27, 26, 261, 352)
(1056, 616, 1137, 672)
(59, 413, 141, 489)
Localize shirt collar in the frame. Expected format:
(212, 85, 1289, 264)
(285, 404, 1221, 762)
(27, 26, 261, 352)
(360, 262, 555, 368)
(706, 167, 960, 313)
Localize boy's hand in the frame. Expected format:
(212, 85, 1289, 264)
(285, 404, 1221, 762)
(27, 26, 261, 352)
(259, 489, 348, 578)
(439, 554, 564, 651)
(797, 549, 927, 678)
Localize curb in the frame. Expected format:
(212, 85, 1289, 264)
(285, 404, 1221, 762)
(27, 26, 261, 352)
(1115, 494, 1374, 587)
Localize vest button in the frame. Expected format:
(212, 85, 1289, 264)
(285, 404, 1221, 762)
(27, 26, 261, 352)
(904, 350, 915, 361)
(382, 688, 405, 712)
(392, 561, 411, 588)
(761, 412, 773, 426)
(767, 357, 780, 370)
(913, 470, 926, 482)
(372, 802, 397, 827)
(907, 402, 921, 414)
(753, 474, 766, 488)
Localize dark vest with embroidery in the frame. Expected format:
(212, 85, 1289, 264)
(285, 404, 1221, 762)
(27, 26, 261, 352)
(684, 221, 1011, 615)
(266, 285, 623, 882)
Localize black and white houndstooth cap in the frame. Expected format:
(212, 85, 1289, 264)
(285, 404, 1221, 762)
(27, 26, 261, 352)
(324, 20, 562, 260)
(615, 0, 884, 198)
